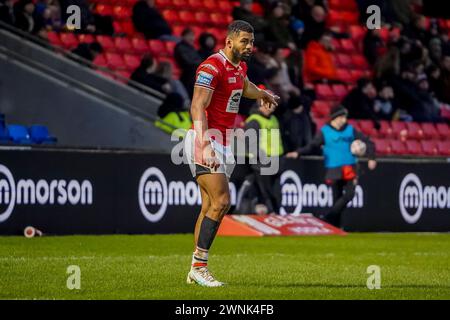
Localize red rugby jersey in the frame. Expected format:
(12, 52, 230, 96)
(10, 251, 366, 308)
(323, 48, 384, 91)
(193, 50, 248, 146)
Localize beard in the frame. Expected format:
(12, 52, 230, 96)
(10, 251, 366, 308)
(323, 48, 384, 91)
(232, 47, 252, 62)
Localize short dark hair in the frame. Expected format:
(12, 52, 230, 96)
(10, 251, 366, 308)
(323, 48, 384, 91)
(182, 27, 194, 37)
(227, 20, 254, 37)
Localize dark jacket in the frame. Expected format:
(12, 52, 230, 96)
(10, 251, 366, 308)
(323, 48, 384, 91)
(132, 0, 171, 39)
(342, 89, 380, 129)
(174, 40, 202, 96)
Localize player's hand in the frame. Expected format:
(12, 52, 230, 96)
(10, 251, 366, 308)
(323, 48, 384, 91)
(368, 160, 377, 170)
(202, 144, 220, 170)
(260, 90, 280, 110)
(285, 151, 299, 159)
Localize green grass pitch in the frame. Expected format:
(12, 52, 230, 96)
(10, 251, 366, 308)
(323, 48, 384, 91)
(1, 233, 450, 299)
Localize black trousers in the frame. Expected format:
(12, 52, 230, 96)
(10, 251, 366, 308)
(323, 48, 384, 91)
(323, 179, 356, 227)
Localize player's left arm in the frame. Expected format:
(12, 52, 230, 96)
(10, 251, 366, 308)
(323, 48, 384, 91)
(354, 129, 377, 169)
(243, 77, 280, 109)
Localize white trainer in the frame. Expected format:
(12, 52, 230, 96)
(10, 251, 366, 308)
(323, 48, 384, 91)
(186, 267, 225, 287)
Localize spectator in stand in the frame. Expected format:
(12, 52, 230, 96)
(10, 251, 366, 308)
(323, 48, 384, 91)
(428, 37, 443, 65)
(246, 44, 278, 87)
(265, 1, 296, 50)
(267, 46, 301, 104)
(363, 29, 386, 66)
(0, 0, 15, 25)
(155, 61, 190, 107)
(34, 0, 61, 31)
(436, 53, 450, 104)
(60, 0, 95, 33)
(342, 78, 380, 129)
(303, 31, 337, 83)
(198, 32, 217, 60)
(13, 0, 44, 34)
(130, 54, 167, 92)
(373, 82, 398, 120)
(404, 15, 431, 46)
(174, 28, 202, 97)
(132, 0, 172, 39)
(426, 64, 441, 97)
(281, 94, 314, 151)
(71, 41, 103, 63)
(374, 44, 400, 81)
(300, 5, 326, 48)
(414, 73, 443, 122)
(289, 18, 305, 48)
(232, 0, 267, 44)
(292, 0, 324, 22)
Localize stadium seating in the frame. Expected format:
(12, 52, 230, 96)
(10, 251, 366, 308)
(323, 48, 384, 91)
(29, 125, 57, 144)
(7, 125, 32, 144)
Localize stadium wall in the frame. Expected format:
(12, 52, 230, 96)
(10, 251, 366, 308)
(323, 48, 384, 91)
(0, 147, 449, 235)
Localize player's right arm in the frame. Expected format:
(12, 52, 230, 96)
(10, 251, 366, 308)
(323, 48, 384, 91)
(190, 86, 219, 169)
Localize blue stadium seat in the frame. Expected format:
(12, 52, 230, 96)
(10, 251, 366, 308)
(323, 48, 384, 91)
(7, 124, 32, 144)
(29, 125, 57, 144)
(0, 122, 10, 143)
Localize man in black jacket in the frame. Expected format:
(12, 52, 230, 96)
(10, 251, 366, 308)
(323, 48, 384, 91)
(132, 0, 172, 39)
(174, 28, 202, 97)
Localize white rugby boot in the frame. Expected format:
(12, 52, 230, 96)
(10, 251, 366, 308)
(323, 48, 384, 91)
(186, 267, 225, 287)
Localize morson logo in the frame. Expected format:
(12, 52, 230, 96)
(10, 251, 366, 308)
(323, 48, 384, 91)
(0, 164, 93, 223)
(279, 170, 363, 215)
(138, 167, 236, 223)
(399, 173, 450, 224)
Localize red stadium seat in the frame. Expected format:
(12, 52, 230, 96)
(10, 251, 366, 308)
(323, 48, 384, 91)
(436, 123, 450, 139)
(350, 70, 364, 82)
(347, 119, 360, 131)
(335, 53, 353, 68)
(59, 33, 79, 49)
(93, 54, 107, 67)
(77, 34, 95, 44)
(187, 0, 203, 10)
(312, 100, 331, 118)
(349, 25, 366, 42)
(210, 13, 228, 26)
(358, 120, 377, 137)
(331, 84, 348, 100)
(113, 6, 132, 20)
(336, 69, 353, 83)
(115, 70, 132, 83)
(123, 54, 141, 71)
(179, 10, 196, 24)
(131, 37, 150, 54)
(121, 21, 137, 36)
(315, 84, 335, 100)
(96, 35, 116, 52)
(165, 41, 177, 56)
(95, 4, 113, 16)
(155, 0, 172, 8)
(437, 141, 450, 156)
(114, 37, 132, 53)
(391, 121, 408, 139)
(203, 0, 216, 12)
(148, 39, 168, 56)
(47, 31, 62, 47)
(172, 0, 187, 9)
(105, 52, 126, 69)
(218, 1, 232, 13)
(405, 122, 424, 140)
(195, 12, 213, 24)
(339, 39, 357, 53)
(379, 120, 393, 138)
(328, 0, 357, 10)
(390, 140, 407, 155)
(421, 140, 438, 156)
(351, 55, 369, 70)
(373, 138, 391, 155)
(162, 10, 180, 24)
(421, 123, 439, 140)
(405, 140, 423, 155)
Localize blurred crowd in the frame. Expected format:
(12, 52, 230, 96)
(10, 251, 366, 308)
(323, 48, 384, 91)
(2, 0, 450, 152)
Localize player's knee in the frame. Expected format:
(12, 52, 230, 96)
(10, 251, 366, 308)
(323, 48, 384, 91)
(211, 195, 231, 214)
